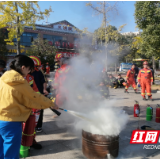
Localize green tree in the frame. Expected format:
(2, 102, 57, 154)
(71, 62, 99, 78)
(93, 25, 127, 73)
(26, 34, 57, 65)
(135, 1, 160, 69)
(0, 2, 52, 55)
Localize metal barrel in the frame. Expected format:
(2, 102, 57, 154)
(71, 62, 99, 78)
(82, 130, 119, 159)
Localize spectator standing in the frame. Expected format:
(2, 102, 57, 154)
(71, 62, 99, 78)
(148, 64, 155, 84)
(134, 63, 139, 84)
(30, 63, 48, 133)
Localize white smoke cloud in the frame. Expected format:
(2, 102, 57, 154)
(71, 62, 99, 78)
(53, 44, 129, 137)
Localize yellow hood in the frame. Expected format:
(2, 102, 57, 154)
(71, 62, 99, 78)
(1, 70, 26, 86)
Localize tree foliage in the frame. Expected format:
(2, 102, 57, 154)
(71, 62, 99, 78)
(134, 1, 160, 58)
(0, 1, 52, 55)
(26, 34, 57, 65)
(94, 25, 127, 60)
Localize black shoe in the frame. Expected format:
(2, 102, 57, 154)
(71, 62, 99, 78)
(31, 140, 42, 150)
(36, 127, 42, 133)
(148, 98, 153, 101)
(143, 97, 147, 101)
(134, 90, 138, 94)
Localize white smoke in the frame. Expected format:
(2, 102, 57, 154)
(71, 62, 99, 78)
(54, 43, 129, 137)
(76, 100, 129, 136)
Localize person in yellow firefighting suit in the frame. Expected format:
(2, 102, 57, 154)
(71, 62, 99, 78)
(138, 61, 153, 101)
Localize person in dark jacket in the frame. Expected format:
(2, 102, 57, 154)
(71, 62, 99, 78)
(134, 63, 139, 84)
(115, 74, 125, 88)
(0, 60, 6, 77)
(31, 66, 48, 133)
(148, 64, 154, 84)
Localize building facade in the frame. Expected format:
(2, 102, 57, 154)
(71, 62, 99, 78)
(2, 20, 82, 68)
(7, 20, 81, 56)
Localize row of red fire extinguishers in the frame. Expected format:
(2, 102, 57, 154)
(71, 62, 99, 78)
(133, 100, 160, 123)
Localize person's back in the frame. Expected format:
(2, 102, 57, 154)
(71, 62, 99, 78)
(135, 66, 139, 75)
(31, 70, 46, 94)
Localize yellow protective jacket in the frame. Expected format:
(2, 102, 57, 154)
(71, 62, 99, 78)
(0, 70, 55, 122)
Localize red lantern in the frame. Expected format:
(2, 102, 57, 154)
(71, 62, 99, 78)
(48, 41, 52, 45)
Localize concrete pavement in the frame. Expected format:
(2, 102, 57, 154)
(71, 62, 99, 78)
(27, 86, 160, 159)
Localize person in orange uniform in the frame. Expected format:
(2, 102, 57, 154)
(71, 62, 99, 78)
(53, 57, 70, 107)
(46, 63, 50, 75)
(125, 64, 137, 93)
(138, 61, 153, 101)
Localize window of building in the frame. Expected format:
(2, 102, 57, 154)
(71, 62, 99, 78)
(43, 34, 63, 45)
(17, 32, 38, 47)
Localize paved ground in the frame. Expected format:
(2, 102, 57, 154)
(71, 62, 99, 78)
(27, 86, 160, 159)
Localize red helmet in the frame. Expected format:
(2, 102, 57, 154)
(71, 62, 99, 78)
(143, 61, 148, 65)
(55, 53, 62, 61)
(29, 56, 41, 66)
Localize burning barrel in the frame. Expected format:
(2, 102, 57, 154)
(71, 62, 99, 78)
(82, 130, 119, 159)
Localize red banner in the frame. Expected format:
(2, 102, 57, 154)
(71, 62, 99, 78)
(56, 52, 79, 58)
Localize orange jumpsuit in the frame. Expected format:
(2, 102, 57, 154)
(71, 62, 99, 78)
(125, 68, 137, 91)
(53, 64, 70, 106)
(46, 65, 50, 74)
(138, 68, 153, 98)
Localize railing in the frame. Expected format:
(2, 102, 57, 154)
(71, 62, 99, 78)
(25, 26, 79, 35)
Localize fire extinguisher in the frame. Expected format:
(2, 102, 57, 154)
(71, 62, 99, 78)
(146, 105, 153, 121)
(134, 100, 140, 117)
(155, 104, 160, 123)
(32, 109, 40, 127)
(21, 114, 35, 146)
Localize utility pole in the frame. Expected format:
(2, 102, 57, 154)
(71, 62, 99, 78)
(86, 1, 118, 72)
(103, 1, 107, 72)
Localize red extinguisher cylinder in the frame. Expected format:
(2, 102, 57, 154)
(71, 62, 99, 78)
(156, 106, 160, 123)
(21, 115, 35, 146)
(134, 101, 140, 117)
